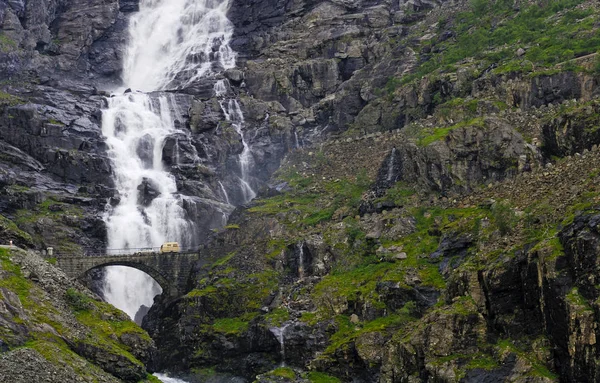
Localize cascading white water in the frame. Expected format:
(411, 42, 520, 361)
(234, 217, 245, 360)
(218, 181, 230, 204)
(387, 147, 397, 182)
(101, 0, 237, 322)
(153, 373, 190, 383)
(269, 323, 291, 366)
(297, 243, 305, 280)
(217, 95, 256, 203)
(124, 0, 236, 91)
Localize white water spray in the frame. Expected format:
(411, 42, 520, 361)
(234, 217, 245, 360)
(124, 0, 236, 91)
(218, 181, 230, 204)
(154, 373, 190, 383)
(217, 93, 256, 203)
(297, 243, 305, 280)
(387, 147, 397, 182)
(101, 0, 237, 321)
(269, 323, 291, 366)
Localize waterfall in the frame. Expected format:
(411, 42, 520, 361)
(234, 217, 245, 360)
(216, 91, 256, 203)
(218, 181, 230, 204)
(153, 373, 190, 383)
(294, 131, 301, 149)
(124, 0, 235, 91)
(297, 243, 305, 279)
(387, 147, 397, 182)
(269, 323, 291, 366)
(101, 0, 237, 321)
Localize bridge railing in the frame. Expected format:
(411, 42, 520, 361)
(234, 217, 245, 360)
(54, 246, 204, 258)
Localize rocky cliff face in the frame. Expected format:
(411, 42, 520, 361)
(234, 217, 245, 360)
(2, 0, 600, 382)
(0, 247, 156, 382)
(143, 0, 600, 382)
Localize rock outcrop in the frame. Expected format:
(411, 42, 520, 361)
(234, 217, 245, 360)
(0, 247, 155, 382)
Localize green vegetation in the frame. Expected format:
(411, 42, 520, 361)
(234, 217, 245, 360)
(376, 182, 416, 206)
(185, 269, 278, 324)
(0, 248, 150, 379)
(269, 367, 296, 379)
(397, 0, 599, 86)
(0, 256, 31, 324)
(264, 307, 290, 327)
(211, 317, 250, 335)
(322, 314, 414, 356)
(0, 33, 17, 53)
(307, 372, 341, 383)
(0, 91, 24, 106)
(249, 170, 370, 228)
(496, 339, 558, 379)
(15, 198, 84, 226)
(566, 287, 592, 311)
(0, 214, 33, 244)
(412, 117, 485, 146)
(65, 288, 93, 312)
(47, 118, 64, 126)
(144, 374, 164, 383)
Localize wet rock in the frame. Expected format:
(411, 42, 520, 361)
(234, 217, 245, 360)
(137, 178, 160, 207)
(225, 68, 244, 83)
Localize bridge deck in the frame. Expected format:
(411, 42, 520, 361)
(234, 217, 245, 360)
(55, 247, 203, 258)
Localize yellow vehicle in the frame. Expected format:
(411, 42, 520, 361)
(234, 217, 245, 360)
(160, 242, 181, 253)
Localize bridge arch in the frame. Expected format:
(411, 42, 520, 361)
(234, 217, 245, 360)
(55, 252, 204, 299)
(85, 261, 176, 297)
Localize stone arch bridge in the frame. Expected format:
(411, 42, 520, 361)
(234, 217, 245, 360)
(56, 251, 204, 297)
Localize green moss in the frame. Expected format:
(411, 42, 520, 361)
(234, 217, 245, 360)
(211, 317, 250, 335)
(249, 172, 370, 229)
(307, 372, 341, 383)
(299, 311, 319, 326)
(444, 296, 478, 317)
(144, 374, 163, 383)
(24, 339, 115, 380)
(323, 314, 413, 355)
(212, 252, 236, 268)
(313, 262, 394, 317)
(0, 33, 16, 53)
(0, 91, 24, 106)
(65, 288, 93, 312)
(0, 215, 32, 244)
(15, 198, 84, 225)
(465, 354, 499, 370)
(269, 367, 296, 380)
(264, 308, 290, 327)
(0, 249, 32, 303)
(47, 118, 64, 126)
(495, 339, 557, 379)
(566, 287, 592, 312)
(377, 182, 416, 206)
(186, 286, 218, 298)
(224, 224, 240, 229)
(416, 118, 485, 147)
(398, 0, 597, 84)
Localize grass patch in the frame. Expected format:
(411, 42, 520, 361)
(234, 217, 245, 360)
(269, 367, 296, 379)
(264, 307, 290, 327)
(395, 0, 598, 85)
(0, 33, 17, 53)
(249, 171, 370, 228)
(211, 317, 250, 335)
(307, 372, 341, 383)
(415, 118, 485, 147)
(323, 314, 414, 355)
